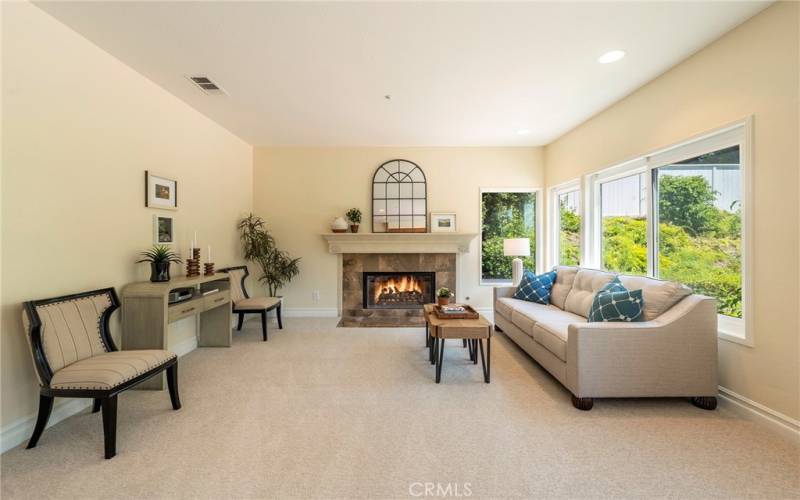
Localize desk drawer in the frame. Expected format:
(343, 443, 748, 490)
(204, 290, 230, 310)
(168, 299, 203, 323)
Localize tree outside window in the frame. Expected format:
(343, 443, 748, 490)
(481, 191, 536, 282)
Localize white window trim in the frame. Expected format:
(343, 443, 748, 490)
(479, 187, 543, 286)
(548, 179, 581, 269)
(585, 118, 753, 346)
(586, 158, 647, 270)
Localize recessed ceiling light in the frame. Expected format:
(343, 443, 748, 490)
(598, 50, 625, 64)
(517, 129, 531, 135)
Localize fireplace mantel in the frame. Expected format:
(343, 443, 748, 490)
(322, 232, 477, 254)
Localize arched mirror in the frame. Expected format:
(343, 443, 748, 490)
(372, 159, 427, 233)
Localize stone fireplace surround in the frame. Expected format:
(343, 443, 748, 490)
(321, 232, 478, 327)
(339, 253, 455, 327)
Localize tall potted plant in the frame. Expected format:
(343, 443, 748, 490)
(346, 208, 362, 233)
(237, 214, 301, 297)
(137, 245, 182, 282)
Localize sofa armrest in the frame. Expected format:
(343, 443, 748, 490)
(493, 286, 516, 301)
(566, 295, 718, 398)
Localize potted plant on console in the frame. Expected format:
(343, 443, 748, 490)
(238, 213, 301, 299)
(437, 287, 453, 306)
(137, 244, 182, 282)
(346, 208, 362, 233)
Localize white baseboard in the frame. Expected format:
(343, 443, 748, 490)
(170, 335, 198, 357)
(1, 337, 200, 455)
(282, 307, 338, 318)
(1, 397, 92, 454)
(718, 386, 800, 444)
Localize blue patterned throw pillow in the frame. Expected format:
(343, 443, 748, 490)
(512, 270, 557, 304)
(588, 282, 644, 322)
(598, 276, 627, 295)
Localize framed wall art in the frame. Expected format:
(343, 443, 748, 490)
(153, 215, 175, 244)
(145, 171, 178, 210)
(430, 212, 457, 233)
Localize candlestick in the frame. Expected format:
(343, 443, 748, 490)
(208, 245, 211, 262)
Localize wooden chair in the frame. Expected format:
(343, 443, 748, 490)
(22, 288, 180, 459)
(219, 266, 282, 341)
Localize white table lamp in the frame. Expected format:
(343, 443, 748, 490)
(503, 238, 531, 287)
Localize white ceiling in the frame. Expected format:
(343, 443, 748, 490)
(36, 1, 769, 147)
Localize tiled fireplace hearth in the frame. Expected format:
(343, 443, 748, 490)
(339, 254, 455, 327)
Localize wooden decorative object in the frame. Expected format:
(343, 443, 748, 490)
(192, 248, 201, 261)
(185, 258, 200, 277)
(433, 304, 480, 320)
(204, 263, 215, 276)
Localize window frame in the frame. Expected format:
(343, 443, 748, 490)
(585, 118, 753, 346)
(479, 187, 543, 286)
(548, 179, 582, 268)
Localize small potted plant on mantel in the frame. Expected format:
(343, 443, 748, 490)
(437, 287, 453, 306)
(137, 245, 183, 282)
(346, 208, 362, 233)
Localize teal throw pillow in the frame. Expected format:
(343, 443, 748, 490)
(588, 281, 644, 322)
(512, 270, 557, 305)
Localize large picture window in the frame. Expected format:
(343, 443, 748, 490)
(654, 146, 742, 318)
(480, 189, 538, 283)
(600, 172, 646, 275)
(550, 183, 581, 266)
(586, 121, 750, 343)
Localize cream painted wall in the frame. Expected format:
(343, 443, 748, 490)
(253, 147, 544, 310)
(543, 2, 799, 420)
(1, 2, 252, 434)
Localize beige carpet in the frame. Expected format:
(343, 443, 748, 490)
(1, 318, 797, 499)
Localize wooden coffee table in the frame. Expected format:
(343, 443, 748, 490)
(423, 304, 492, 383)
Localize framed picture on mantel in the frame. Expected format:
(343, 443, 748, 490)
(430, 212, 457, 233)
(145, 171, 178, 210)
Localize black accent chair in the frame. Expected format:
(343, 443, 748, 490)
(219, 266, 282, 341)
(22, 288, 181, 459)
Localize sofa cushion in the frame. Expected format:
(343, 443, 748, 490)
(550, 266, 578, 310)
(507, 300, 555, 336)
(495, 297, 516, 319)
(531, 308, 587, 362)
(50, 350, 176, 390)
(588, 287, 645, 323)
(512, 270, 556, 304)
(617, 275, 692, 321)
(563, 269, 616, 317)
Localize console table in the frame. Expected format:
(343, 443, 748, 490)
(122, 273, 232, 389)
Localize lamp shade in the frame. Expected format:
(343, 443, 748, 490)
(503, 238, 531, 257)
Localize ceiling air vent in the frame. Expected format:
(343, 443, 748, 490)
(187, 75, 226, 95)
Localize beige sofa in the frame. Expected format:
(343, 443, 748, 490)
(494, 266, 718, 410)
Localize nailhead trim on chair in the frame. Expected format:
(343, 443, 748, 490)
(50, 353, 177, 390)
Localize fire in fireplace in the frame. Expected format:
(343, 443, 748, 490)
(363, 272, 435, 309)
